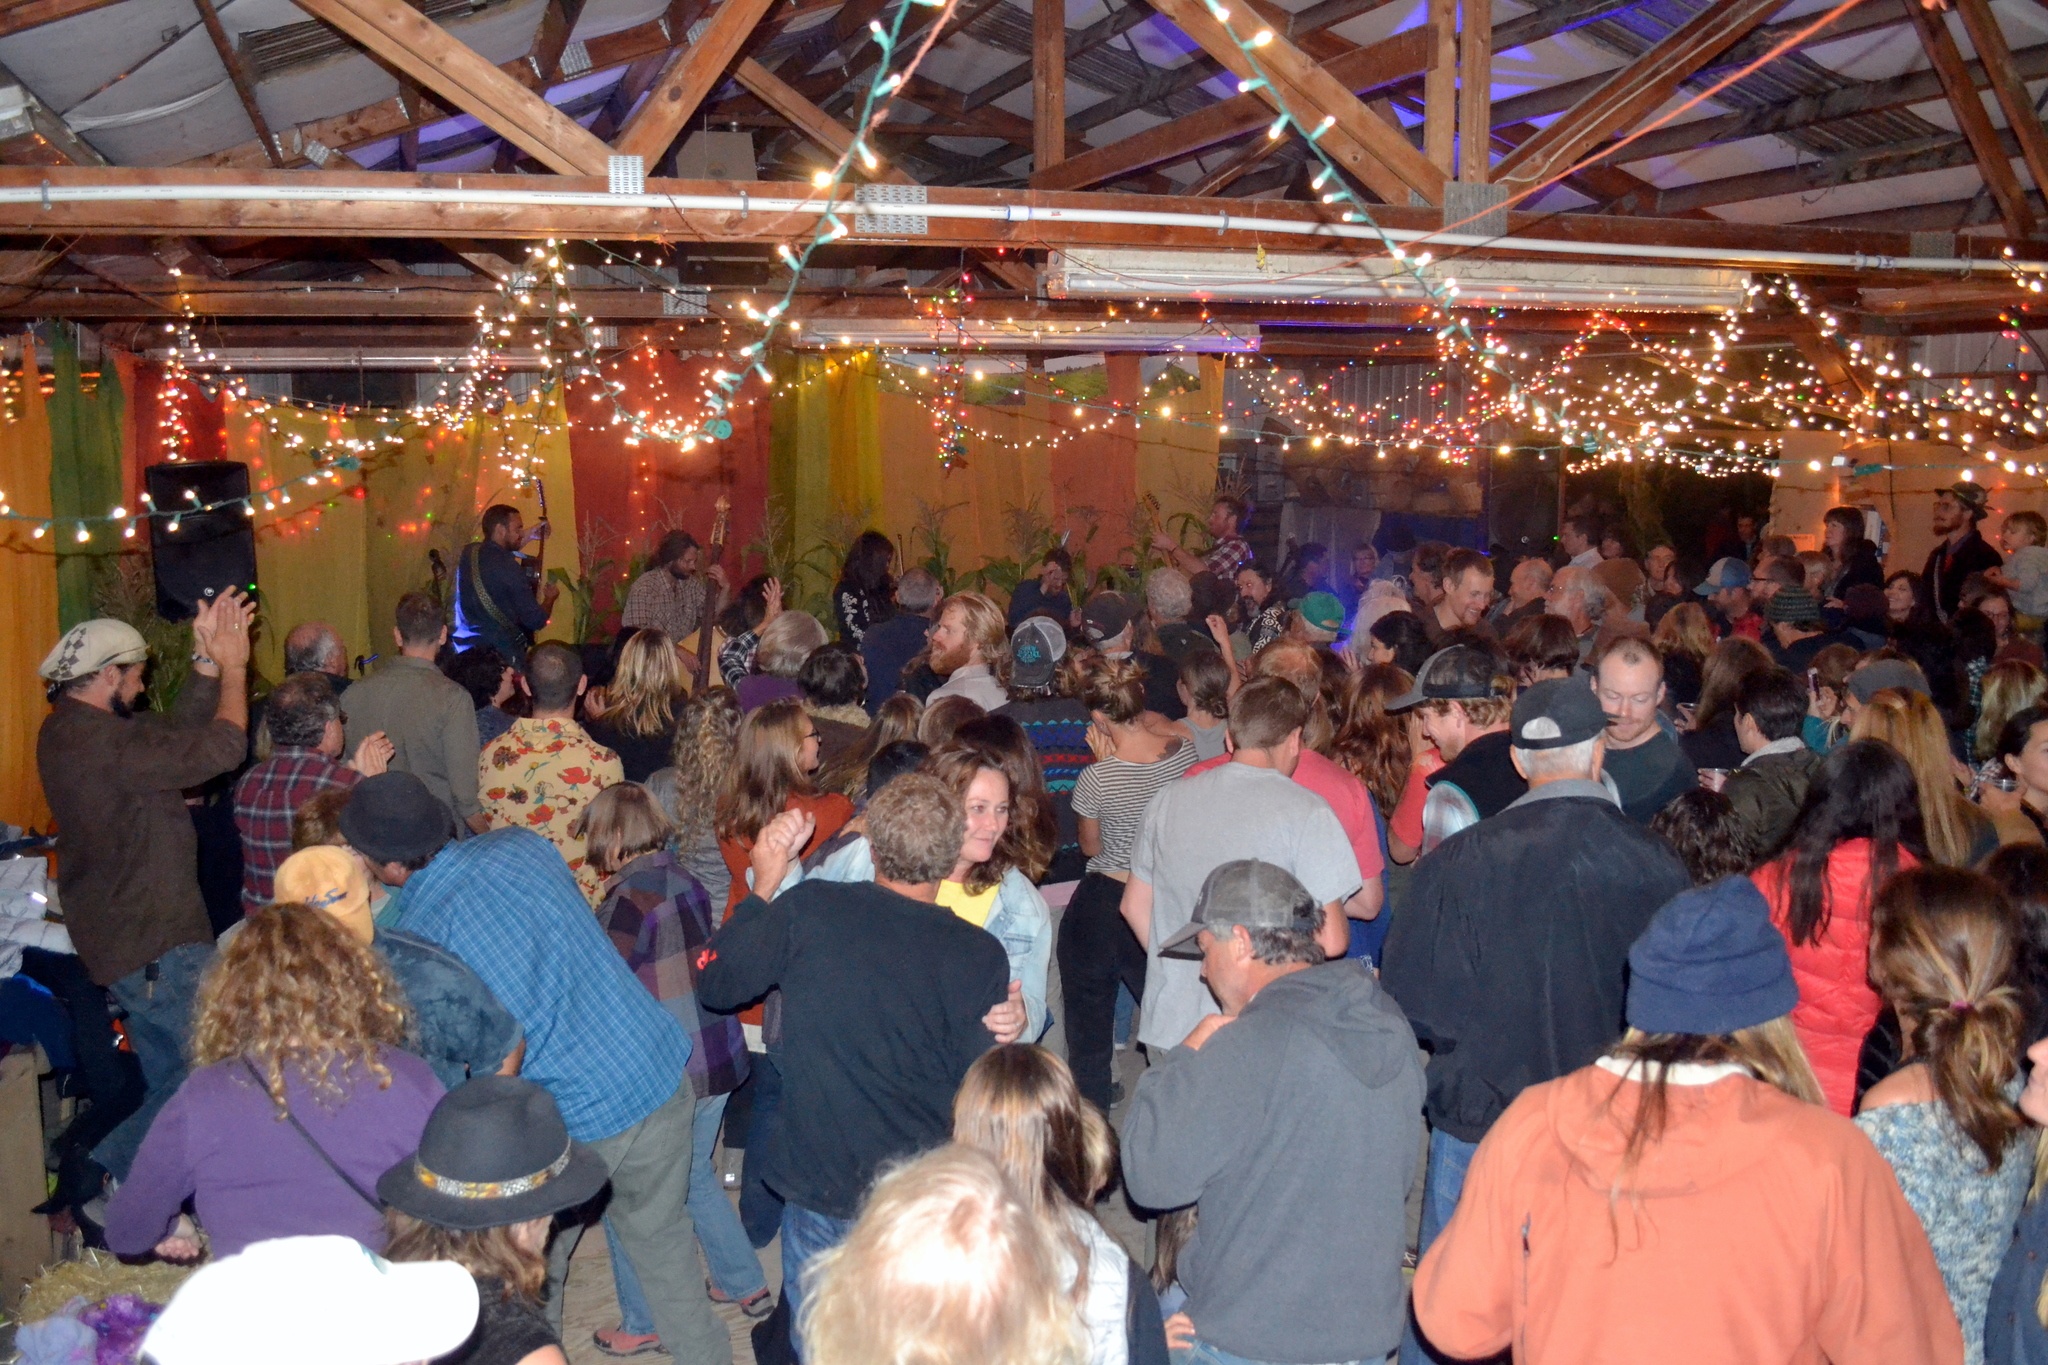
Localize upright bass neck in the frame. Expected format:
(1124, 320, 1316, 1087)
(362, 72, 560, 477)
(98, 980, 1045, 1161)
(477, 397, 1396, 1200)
(692, 493, 732, 693)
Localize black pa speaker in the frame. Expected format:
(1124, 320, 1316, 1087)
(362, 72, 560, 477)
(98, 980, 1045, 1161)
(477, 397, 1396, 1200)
(145, 461, 258, 621)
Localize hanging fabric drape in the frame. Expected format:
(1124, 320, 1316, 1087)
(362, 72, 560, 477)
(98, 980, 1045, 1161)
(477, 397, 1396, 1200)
(46, 331, 126, 630)
(0, 337, 59, 826)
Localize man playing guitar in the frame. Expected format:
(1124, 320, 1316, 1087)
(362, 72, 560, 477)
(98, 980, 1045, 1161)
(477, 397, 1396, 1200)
(452, 503, 559, 662)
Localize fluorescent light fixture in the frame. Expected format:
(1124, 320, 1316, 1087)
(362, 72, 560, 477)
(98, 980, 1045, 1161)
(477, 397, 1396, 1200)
(146, 349, 548, 370)
(787, 319, 1258, 351)
(1045, 249, 1750, 312)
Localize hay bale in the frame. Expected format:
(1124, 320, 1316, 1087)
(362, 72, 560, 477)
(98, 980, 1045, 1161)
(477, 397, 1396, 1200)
(16, 1250, 193, 1325)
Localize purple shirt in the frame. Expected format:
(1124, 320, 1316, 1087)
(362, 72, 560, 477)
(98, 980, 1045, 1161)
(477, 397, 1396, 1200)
(105, 1049, 442, 1258)
(734, 674, 802, 713)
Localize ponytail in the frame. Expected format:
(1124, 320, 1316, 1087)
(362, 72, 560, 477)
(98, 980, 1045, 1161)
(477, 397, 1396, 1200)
(1871, 866, 2029, 1170)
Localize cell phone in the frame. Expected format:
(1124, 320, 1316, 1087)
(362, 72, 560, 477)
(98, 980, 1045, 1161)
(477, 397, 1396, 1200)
(1807, 668, 1820, 695)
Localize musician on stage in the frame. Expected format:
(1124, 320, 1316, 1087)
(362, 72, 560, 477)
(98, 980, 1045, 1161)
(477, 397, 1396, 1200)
(453, 503, 558, 662)
(620, 528, 729, 674)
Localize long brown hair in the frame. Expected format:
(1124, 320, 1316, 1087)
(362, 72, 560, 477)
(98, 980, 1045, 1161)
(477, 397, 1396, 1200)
(1692, 635, 1773, 734)
(1870, 866, 2030, 1169)
(818, 692, 922, 798)
(1652, 601, 1713, 665)
(952, 1045, 1115, 1300)
(714, 698, 818, 844)
(954, 715, 1058, 886)
(384, 1212, 546, 1304)
(1329, 664, 1414, 815)
(190, 902, 410, 1110)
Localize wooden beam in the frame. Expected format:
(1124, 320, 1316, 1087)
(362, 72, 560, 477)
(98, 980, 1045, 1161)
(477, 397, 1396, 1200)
(615, 0, 782, 168)
(1495, 0, 1783, 189)
(1425, 0, 1455, 172)
(18, 167, 2036, 274)
(0, 80, 106, 166)
(529, 0, 591, 83)
(1589, 34, 2048, 167)
(0, 0, 115, 37)
(191, 0, 285, 168)
(294, 0, 615, 175)
(1034, 0, 1066, 181)
(1035, 24, 1434, 193)
(1906, 0, 2035, 238)
(1457, 0, 1490, 182)
(734, 57, 910, 182)
(1952, 0, 2048, 227)
(1185, 136, 1279, 194)
(1635, 129, 2005, 214)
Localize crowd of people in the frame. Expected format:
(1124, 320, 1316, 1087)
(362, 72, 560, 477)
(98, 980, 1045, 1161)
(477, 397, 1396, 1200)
(26, 484, 2048, 1364)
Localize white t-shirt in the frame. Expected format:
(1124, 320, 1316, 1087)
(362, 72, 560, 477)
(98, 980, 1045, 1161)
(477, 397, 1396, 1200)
(1061, 1211, 1132, 1365)
(1129, 762, 1361, 1050)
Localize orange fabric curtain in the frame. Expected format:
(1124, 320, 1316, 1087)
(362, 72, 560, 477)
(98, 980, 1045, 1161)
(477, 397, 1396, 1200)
(0, 338, 59, 827)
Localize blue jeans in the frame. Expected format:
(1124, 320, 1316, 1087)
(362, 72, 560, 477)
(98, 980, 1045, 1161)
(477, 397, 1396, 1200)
(607, 1091, 767, 1333)
(99, 942, 214, 1180)
(779, 1202, 855, 1359)
(1399, 1127, 1480, 1365)
(1173, 1340, 1367, 1365)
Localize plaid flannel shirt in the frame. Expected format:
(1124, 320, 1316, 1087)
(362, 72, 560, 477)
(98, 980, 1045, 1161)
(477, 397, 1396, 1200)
(595, 850, 748, 1099)
(233, 748, 359, 914)
(391, 827, 691, 1142)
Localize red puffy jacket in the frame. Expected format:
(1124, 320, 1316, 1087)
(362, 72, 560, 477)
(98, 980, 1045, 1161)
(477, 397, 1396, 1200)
(1751, 839, 1917, 1117)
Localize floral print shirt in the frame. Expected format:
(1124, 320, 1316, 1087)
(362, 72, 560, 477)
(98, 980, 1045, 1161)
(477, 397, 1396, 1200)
(479, 717, 623, 904)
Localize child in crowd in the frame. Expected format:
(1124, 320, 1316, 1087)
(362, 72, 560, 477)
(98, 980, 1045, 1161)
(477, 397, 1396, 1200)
(1993, 511, 2048, 638)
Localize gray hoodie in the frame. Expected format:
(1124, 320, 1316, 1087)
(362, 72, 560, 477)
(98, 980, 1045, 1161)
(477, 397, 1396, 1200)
(1121, 960, 1423, 1364)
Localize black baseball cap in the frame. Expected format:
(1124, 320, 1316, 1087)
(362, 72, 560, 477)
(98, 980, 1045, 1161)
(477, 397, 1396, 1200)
(1388, 645, 1504, 712)
(1509, 677, 1609, 749)
(1159, 860, 1321, 960)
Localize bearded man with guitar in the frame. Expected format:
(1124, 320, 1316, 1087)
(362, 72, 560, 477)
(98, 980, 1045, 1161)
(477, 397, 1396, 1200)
(453, 501, 559, 663)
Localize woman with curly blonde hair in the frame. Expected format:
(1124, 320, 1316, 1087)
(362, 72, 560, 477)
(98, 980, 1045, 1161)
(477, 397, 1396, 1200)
(648, 686, 743, 905)
(104, 903, 443, 1260)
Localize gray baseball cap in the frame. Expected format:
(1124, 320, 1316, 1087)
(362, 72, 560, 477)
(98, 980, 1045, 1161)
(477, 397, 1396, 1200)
(1159, 860, 1321, 960)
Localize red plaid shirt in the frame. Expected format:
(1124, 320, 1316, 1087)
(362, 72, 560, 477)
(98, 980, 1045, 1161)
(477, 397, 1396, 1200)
(233, 748, 358, 913)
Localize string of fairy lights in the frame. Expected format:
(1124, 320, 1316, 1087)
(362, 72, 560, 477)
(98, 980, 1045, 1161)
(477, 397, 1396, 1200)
(11, 0, 2048, 537)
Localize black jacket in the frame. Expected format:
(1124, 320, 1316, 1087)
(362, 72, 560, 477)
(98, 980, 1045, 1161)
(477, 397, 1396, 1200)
(1379, 784, 1690, 1142)
(699, 881, 1007, 1218)
(1924, 528, 2005, 620)
(1425, 729, 1526, 819)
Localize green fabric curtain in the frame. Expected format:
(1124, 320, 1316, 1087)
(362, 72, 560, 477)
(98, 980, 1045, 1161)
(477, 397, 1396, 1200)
(46, 331, 127, 629)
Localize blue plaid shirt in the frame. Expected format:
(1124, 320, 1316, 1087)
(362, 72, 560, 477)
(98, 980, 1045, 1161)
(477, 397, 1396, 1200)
(391, 828, 691, 1141)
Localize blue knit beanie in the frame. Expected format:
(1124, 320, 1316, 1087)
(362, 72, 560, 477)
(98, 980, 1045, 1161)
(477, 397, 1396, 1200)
(1627, 875, 1797, 1036)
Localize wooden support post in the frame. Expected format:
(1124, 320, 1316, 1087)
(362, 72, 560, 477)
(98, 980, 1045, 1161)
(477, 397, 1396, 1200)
(1425, 0, 1456, 173)
(1457, 0, 1491, 182)
(1034, 0, 1066, 181)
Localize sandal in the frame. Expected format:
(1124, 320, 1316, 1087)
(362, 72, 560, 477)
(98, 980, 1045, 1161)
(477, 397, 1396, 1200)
(592, 1327, 667, 1357)
(708, 1283, 776, 1319)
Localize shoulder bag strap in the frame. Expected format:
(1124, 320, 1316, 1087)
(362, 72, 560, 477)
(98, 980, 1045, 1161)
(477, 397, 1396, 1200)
(244, 1058, 384, 1212)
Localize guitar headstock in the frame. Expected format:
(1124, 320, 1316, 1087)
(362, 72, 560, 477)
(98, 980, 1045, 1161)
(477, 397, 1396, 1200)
(710, 493, 732, 550)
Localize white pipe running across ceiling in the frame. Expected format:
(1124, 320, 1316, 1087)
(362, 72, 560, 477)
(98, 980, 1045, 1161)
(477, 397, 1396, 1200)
(4, 180, 2042, 280)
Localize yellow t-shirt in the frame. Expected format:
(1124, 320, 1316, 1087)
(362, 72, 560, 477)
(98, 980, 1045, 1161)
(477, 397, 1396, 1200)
(937, 879, 1000, 928)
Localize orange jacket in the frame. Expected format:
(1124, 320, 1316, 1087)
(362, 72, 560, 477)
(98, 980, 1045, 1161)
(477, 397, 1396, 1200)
(1752, 841, 1917, 1116)
(1413, 1063, 1962, 1365)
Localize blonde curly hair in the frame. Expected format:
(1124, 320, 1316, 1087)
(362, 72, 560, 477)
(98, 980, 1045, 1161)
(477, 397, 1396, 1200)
(190, 902, 411, 1111)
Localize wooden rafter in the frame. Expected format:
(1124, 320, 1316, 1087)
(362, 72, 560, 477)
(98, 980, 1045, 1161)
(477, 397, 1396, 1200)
(614, 0, 781, 167)
(1951, 0, 2048, 228)
(294, 0, 615, 175)
(0, 0, 114, 37)
(191, 0, 284, 168)
(1905, 0, 2035, 238)
(734, 58, 910, 183)
(1494, 0, 1784, 189)
(1031, 25, 1433, 193)
(529, 0, 591, 84)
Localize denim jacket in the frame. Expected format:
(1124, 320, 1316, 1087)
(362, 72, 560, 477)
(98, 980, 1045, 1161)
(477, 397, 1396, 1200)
(783, 836, 1053, 1042)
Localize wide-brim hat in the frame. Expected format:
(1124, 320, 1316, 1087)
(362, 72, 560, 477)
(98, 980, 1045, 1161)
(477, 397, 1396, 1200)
(379, 1076, 610, 1230)
(339, 772, 457, 867)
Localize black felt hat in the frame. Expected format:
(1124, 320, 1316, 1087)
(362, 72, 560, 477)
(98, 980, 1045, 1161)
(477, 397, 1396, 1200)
(338, 772, 456, 867)
(379, 1076, 610, 1230)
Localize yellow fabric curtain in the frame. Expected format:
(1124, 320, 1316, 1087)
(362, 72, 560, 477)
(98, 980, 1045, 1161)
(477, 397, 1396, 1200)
(0, 338, 58, 826)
